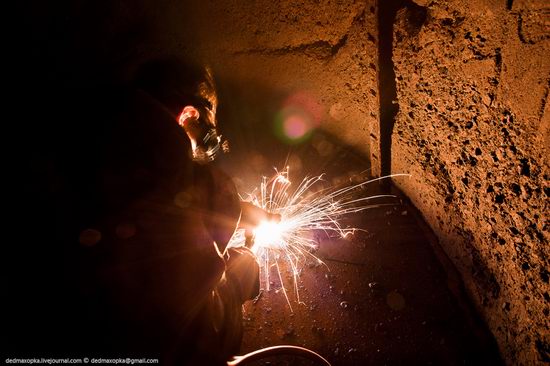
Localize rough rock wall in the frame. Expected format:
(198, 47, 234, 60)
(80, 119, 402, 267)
(391, 0, 550, 364)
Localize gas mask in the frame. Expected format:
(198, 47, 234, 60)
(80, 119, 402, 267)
(178, 106, 229, 164)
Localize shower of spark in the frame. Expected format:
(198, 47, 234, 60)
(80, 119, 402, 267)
(228, 168, 410, 309)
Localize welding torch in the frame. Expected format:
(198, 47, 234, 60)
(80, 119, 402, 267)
(238, 201, 281, 248)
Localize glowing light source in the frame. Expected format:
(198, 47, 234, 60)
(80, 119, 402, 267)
(228, 167, 410, 309)
(254, 220, 284, 249)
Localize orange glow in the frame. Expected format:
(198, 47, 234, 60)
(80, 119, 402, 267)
(178, 105, 200, 127)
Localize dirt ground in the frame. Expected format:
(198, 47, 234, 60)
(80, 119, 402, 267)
(225, 143, 503, 365)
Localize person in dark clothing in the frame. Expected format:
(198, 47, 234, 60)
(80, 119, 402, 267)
(10, 57, 274, 365)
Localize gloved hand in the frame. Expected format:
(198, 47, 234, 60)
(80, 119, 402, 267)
(238, 201, 281, 248)
(224, 246, 260, 303)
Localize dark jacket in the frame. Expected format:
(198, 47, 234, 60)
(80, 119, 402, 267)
(10, 85, 255, 365)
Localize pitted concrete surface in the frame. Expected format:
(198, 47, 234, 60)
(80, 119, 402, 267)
(391, 2, 549, 363)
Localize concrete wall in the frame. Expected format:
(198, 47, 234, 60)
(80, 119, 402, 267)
(35, 0, 380, 174)
(391, 0, 549, 364)
(168, 0, 381, 173)
(33, 0, 381, 177)
(175, 0, 382, 183)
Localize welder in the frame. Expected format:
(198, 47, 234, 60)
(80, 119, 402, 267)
(10, 57, 275, 365)
(95, 57, 278, 364)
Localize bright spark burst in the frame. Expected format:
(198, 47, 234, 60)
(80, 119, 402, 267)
(228, 168, 410, 309)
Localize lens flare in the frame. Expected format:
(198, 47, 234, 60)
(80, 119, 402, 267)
(275, 108, 314, 143)
(283, 115, 309, 139)
(274, 92, 324, 144)
(228, 168, 410, 310)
